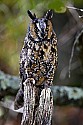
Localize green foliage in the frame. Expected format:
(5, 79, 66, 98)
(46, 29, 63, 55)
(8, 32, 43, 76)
(73, 0, 83, 6)
(48, 0, 66, 13)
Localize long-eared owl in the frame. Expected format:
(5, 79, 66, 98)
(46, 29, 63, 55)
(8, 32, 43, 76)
(14, 10, 58, 110)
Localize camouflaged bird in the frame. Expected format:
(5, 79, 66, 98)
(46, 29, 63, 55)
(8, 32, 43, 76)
(14, 10, 58, 111)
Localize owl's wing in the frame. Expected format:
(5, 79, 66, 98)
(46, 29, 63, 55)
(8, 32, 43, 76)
(19, 47, 28, 83)
(14, 46, 27, 110)
(52, 31, 58, 69)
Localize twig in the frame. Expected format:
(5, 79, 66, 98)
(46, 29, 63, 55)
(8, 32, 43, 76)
(66, 6, 83, 12)
(68, 28, 83, 78)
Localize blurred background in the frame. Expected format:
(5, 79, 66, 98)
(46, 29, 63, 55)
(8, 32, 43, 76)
(0, 0, 83, 125)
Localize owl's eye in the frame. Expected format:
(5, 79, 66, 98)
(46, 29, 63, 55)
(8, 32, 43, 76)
(46, 26, 49, 31)
(33, 19, 38, 23)
(44, 19, 48, 23)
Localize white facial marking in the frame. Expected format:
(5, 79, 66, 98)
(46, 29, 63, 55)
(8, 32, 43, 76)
(36, 21, 46, 32)
(36, 23, 41, 31)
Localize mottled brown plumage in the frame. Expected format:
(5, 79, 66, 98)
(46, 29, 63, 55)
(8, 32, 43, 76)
(14, 10, 58, 113)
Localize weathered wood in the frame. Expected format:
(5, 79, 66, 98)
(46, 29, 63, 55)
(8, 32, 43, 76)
(34, 88, 53, 125)
(21, 79, 53, 125)
(21, 79, 35, 125)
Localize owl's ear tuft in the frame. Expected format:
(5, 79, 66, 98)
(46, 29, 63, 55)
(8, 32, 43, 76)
(45, 10, 53, 20)
(34, 13, 36, 18)
(27, 10, 36, 20)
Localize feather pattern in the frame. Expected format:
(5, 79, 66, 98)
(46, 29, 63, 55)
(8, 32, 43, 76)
(14, 10, 58, 124)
